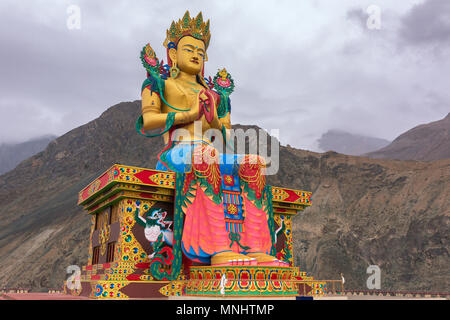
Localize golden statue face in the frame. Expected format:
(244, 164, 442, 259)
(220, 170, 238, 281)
(171, 36, 206, 75)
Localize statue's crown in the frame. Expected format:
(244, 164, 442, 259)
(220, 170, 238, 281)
(163, 11, 211, 50)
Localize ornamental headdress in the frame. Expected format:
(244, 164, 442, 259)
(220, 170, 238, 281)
(163, 11, 211, 50)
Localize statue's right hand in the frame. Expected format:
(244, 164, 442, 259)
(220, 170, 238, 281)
(184, 91, 202, 122)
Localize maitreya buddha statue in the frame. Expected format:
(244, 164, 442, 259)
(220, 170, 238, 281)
(137, 11, 285, 267)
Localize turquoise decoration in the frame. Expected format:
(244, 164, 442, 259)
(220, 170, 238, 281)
(148, 236, 174, 281)
(228, 232, 250, 251)
(170, 173, 186, 279)
(136, 112, 175, 138)
(213, 69, 235, 95)
(213, 68, 234, 118)
(265, 185, 277, 256)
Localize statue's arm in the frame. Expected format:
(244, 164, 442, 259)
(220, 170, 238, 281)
(219, 112, 232, 144)
(134, 208, 146, 226)
(141, 87, 199, 130)
(220, 112, 231, 130)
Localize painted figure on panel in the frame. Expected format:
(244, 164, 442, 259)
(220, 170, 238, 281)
(138, 11, 285, 267)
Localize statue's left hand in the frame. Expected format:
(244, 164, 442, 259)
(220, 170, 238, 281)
(198, 89, 215, 123)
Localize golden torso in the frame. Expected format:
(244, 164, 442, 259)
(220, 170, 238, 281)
(162, 78, 215, 139)
(141, 35, 230, 145)
(141, 77, 230, 145)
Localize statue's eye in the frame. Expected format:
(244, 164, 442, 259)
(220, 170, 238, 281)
(184, 48, 193, 53)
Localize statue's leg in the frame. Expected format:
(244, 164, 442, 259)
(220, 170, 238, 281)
(238, 154, 286, 266)
(181, 143, 255, 266)
(181, 183, 230, 261)
(241, 194, 272, 254)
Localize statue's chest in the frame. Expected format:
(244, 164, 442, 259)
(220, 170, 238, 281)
(165, 81, 203, 104)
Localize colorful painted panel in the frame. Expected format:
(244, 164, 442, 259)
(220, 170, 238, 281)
(79, 165, 312, 213)
(78, 165, 176, 205)
(274, 215, 294, 266)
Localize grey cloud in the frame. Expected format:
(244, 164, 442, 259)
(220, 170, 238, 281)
(346, 7, 367, 29)
(399, 0, 450, 46)
(0, 0, 448, 152)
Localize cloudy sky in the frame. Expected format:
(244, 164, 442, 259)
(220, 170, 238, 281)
(0, 0, 449, 151)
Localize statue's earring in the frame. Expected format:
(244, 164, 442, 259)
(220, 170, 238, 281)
(170, 61, 180, 79)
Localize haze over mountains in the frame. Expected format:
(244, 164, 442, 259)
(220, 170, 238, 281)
(0, 102, 448, 292)
(317, 130, 391, 156)
(0, 135, 57, 175)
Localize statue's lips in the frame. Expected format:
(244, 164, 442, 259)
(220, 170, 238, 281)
(190, 59, 199, 64)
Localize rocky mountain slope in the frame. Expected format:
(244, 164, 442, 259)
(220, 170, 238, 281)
(317, 129, 390, 156)
(0, 135, 56, 175)
(367, 113, 450, 161)
(0, 101, 448, 292)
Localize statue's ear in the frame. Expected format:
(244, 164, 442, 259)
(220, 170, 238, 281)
(169, 48, 177, 64)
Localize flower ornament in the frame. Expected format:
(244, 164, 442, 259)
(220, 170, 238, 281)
(213, 68, 234, 94)
(217, 68, 231, 87)
(140, 43, 161, 75)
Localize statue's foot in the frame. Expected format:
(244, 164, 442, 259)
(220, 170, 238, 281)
(245, 252, 287, 267)
(211, 251, 257, 266)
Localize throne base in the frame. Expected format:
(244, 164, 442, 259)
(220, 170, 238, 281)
(182, 265, 298, 297)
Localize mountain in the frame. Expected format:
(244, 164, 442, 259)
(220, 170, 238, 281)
(317, 129, 390, 156)
(366, 113, 450, 161)
(0, 101, 448, 292)
(0, 135, 57, 175)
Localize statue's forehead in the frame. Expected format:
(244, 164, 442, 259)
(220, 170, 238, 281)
(177, 36, 205, 50)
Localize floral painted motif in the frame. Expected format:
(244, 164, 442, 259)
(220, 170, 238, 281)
(192, 144, 222, 197)
(238, 154, 266, 201)
(213, 68, 235, 94)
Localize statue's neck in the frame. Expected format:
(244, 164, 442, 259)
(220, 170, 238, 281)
(177, 71, 198, 83)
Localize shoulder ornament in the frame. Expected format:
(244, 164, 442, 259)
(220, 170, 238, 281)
(140, 43, 169, 95)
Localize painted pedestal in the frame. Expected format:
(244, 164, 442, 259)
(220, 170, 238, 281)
(64, 164, 318, 299)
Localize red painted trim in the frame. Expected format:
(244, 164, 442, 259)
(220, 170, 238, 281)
(134, 263, 151, 269)
(133, 170, 161, 185)
(126, 274, 142, 281)
(283, 189, 301, 202)
(138, 193, 156, 199)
